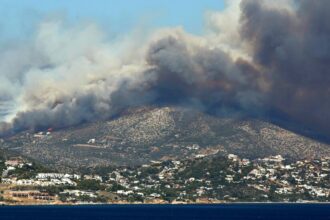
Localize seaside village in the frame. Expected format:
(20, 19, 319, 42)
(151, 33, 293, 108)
(0, 152, 329, 204)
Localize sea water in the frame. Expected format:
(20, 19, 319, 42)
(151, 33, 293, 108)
(0, 204, 329, 220)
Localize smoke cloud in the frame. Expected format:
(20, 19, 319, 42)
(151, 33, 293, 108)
(0, 0, 330, 139)
(240, 0, 330, 137)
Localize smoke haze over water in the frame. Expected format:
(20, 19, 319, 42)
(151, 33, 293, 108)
(0, 0, 330, 140)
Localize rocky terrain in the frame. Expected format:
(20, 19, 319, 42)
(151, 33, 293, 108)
(0, 106, 329, 170)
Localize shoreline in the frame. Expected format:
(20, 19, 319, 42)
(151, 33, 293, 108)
(1, 202, 330, 206)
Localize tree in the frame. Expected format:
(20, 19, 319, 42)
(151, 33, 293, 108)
(107, 183, 125, 192)
(77, 179, 104, 191)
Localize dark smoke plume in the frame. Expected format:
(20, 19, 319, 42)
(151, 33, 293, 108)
(0, 0, 330, 140)
(240, 0, 330, 138)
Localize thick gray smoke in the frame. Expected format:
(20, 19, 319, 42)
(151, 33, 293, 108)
(0, 0, 330, 139)
(240, 0, 330, 137)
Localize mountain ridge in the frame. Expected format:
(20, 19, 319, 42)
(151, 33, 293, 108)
(1, 106, 329, 170)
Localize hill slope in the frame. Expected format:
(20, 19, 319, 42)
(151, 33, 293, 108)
(1, 106, 329, 169)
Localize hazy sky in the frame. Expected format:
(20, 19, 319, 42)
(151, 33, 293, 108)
(1, 0, 330, 139)
(0, 0, 225, 41)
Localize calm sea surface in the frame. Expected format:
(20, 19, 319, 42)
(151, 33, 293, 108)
(0, 204, 329, 220)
